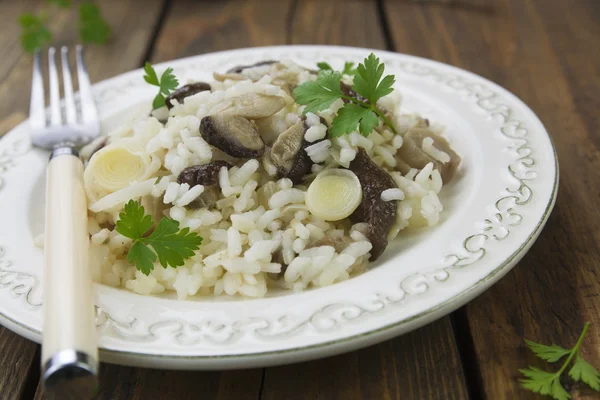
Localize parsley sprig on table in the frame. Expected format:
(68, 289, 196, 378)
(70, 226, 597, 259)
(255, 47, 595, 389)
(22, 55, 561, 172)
(18, 1, 110, 54)
(520, 322, 600, 399)
(116, 200, 203, 275)
(143, 62, 179, 109)
(19, 14, 52, 53)
(79, 2, 111, 44)
(294, 53, 397, 137)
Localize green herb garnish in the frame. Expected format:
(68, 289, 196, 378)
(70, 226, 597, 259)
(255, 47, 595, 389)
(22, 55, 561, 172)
(116, 200, 203, 275)
(520, 323, 600, 399)
(78, 2, 111, 44)
(143, 62, 180, 109)
(317, 61, 357, 76)
(19, 14, 52, 53)
(296, 53, 396, 137)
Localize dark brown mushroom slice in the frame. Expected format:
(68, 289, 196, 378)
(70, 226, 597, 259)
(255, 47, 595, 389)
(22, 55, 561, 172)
(178, 161, 232, 187)
(395, 127, 461, 183)
(200, 114, 265, 158)
(227, 60, 278, 74)
(177, 161, 232, 209)
(270, 120, 322, 184)
(349, 147, 398, 261)
(340, 81, 369, 105)
(165, 82, 211, 109)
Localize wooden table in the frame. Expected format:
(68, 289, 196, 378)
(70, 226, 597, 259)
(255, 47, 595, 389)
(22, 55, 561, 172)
(1, 0, 598, 398)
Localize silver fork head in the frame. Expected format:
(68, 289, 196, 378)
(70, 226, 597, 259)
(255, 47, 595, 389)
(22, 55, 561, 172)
(29, 46, 100, 150)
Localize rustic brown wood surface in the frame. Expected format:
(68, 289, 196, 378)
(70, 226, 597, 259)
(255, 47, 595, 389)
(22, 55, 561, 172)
(0, 0, 598, 399)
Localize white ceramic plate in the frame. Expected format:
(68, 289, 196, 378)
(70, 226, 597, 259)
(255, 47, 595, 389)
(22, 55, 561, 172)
(0, 46, 557, 370)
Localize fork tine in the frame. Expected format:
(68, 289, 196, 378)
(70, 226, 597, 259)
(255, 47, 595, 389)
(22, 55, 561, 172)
(48, 47, 62, 126)
(61, 47, 77, 126)
(29, 49, 46, 130)
(76, 45, 98, 125)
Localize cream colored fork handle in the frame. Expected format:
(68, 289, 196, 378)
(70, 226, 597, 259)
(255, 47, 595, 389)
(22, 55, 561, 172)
(42, 150, 98, 387)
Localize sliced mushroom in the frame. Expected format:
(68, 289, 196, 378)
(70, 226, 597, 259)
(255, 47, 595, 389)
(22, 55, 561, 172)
(227, 60, 277, 74)
(165, 82, 211, 109)
(349, 147, 398, 261)
(141, 194, 169, 226)
(200, 114, 265, 158)
(396, 127, 461, 183)
(213, 72, 246, 82)
(178, 160, 231, 187)
(177, 161, 231, 209)
(270, 121, 318, 184)
(308, 235, 352, 253)
(210, 93, 286, 120)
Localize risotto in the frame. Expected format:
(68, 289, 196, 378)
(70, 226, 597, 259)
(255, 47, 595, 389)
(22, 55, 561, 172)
(48, 57, 461, 299)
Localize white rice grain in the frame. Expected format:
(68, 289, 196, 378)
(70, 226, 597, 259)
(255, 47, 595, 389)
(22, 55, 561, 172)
(422, 137, 451, 163)
(230, 159, 260, 186)
(341, 241, 373, 258)
(305, 124, 327, 142)
(175, 184, 204, 207)
(269, 189, 306, 209)
(227, 227, 242, 257)
(381, 188, 405, 202)
(163, 182, 180, 204)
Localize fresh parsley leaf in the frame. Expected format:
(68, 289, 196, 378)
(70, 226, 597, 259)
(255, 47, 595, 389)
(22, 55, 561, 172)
(342, 61, 357, 76)
(295, 53, 397, 137)
(19, 14, 52, 53)
(316, 62, 333, 71)
(294, 70, 343, 114)
(143, 62, 179, 109)
(116, 200, 203, 275)
(115, 199, 154, 239)
(127, 241, 156, 276)
(330, 103, 378, 137)
(520, 323, 600, 399)
(519, 367, 567, 400)
(569, 356, 600, 391)
(143, 62, 160, 85)
(48, 0, 72, 8)
(353, 53, 395, 104)
(525, 340, 571, 363)
(79, 2, 111, 45)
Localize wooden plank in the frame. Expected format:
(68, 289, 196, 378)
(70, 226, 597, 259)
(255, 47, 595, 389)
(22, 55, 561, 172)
(289, 0, 387, 48)
(150, 0, 294, 63)
(261, 1, 468, 399)
(0, 327, 38, 399)
(0, 0, 167, 125)
(33, 364, 263, 400)
(383, 0, 600, 398)
(262, 318, 468, 400)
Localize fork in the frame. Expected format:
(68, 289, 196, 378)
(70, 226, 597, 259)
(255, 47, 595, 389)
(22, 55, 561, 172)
(30, 46, 99, 399)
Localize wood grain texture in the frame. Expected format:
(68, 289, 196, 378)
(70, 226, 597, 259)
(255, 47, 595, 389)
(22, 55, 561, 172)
(150, 0, 294, 63)
(0, 327, 38, 399)
(290, 0, 387, 48)
(34, 364, 263, 400)
(0, 0, 167, 124)
(383, 0, 600, 398)
(262, 318, 468, 400)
